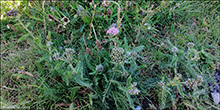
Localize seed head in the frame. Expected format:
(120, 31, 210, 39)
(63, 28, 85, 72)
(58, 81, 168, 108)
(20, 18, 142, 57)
(187, 42, 195, 48)
(185, 78, 197, 89)
(110, 47, 126, 64)
(96, 64, 104, 72)
(52, 53, 60, 60)
(86, 47, 91, 55)
(65, 48, 75, 54)
(172, 46, 178, 53)
(96, 39, 102, 50)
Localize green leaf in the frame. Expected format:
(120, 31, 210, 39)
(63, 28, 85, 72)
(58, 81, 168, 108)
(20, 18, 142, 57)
(89, 71, 96, 75)
(89, 93, 93, 105)
(74, 74, 92, 88)
(69, 86, 81, 101)
(131, 45, 144, 52)
(126, 75, 132, 86)
(193, 89, 205, 98)
(123, 37, 129, 51)
(17, 74, 23, 79)
(18, 33, 30, 42)
(176, 81, 184, 98)
(76, 4, 91, 24)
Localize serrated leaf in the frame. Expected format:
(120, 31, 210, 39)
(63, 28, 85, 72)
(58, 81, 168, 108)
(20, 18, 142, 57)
(131, 45, 144, 52)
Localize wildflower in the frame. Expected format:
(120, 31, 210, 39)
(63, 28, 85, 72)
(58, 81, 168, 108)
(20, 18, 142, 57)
(185, 78, 197, 89)
(96, 64, 104, 72)
(61, 17, 70, 25)
(6, 24, 10, 29)
(172, 46, 178, 53)
(110, 47, 126, 64)
(147, 26, 151, 30)
(187, 42, 195, 48)
(211, 91, 220, 104)
(6, 9, 17, 16)
(60, 52, 73, 61)
(47, 41, 53, 46)
(144, 23, 148, 26)
(65, 48, 75, 54)
(128, 82, 139, 95)
(106, 27, 119, 36)
(52, 53, 60, 60)
(197, 75, 203, 85)
(126, 52, 131, 56)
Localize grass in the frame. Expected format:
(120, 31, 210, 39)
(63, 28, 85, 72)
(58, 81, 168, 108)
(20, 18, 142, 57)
(1, 0, 220, 109)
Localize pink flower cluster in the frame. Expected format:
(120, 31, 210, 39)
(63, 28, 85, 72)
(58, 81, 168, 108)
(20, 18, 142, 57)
(106, 27, 119, 36)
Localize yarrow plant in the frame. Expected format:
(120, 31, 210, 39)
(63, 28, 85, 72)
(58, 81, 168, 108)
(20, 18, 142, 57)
(110, 47, 126, 64)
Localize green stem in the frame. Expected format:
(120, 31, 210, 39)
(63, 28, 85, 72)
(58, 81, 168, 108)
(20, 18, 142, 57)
(102, 69, 116, 102)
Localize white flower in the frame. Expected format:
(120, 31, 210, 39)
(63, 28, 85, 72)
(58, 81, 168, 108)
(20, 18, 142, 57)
(147, 26, 151, 30)
(6, 24, 10, 29)
(211, 91, 220, 104)
(47, 41, 53, 46)
(144, 23, 148, 26)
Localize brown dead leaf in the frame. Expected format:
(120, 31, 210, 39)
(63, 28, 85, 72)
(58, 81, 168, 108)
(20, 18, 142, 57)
(7, 24, 17, 32)
(22, 70, 36, 79)
(55, 103, 71, 109)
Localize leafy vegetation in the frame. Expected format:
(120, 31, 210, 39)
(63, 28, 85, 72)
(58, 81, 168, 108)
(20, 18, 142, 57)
(1, 1, 220, 109)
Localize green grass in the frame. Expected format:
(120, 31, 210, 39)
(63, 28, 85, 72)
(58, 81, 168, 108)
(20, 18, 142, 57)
(1, 1, 220, 109)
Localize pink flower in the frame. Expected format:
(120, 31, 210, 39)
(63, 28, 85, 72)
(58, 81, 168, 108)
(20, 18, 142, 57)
(106, 27, 119, 36)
